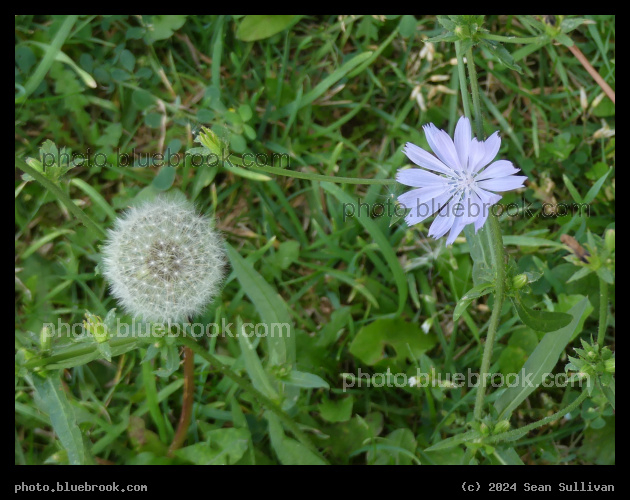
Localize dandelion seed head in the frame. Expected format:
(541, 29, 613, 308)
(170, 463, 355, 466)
(102, 196, 226, 323)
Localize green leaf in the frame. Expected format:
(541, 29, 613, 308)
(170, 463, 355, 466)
(152, 166, 176, 191)
(283, 370, 329, 389)
(481, 39, 522, 73)
(492, 447, 525, 465)
(318, 396, 353, 423)
(32, 375, 87, 465)
(398, 15, 418, 38)
(349, 318, 437, 366)
(266, 412, 326, 465)
(236, 15, 301, 42)
(366, 429, 419, 465)
(583, 168, 611, 204)
(147, 15, 187, 42)
(236, 317, 279, 400)
(494, 297, 589, 419)
(511, 294, 572, 332)
(175, 428, 249, 465)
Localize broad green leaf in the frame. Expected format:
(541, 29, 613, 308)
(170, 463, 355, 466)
(349, 318, 437, 366)
(175, 428, 249, 465)
(511, 294, 572, 332)
(493, 447, 525, 465)
(318, 396, 353, 423)
(366, 428, 419, 465)
(236, 15, 301, 42)
(283, 370, 329, 389)
(32, 375, 87, 465)
(147, 15, 187, 42)
(151, 166, 176, 191)
(494, 297, 589, 419)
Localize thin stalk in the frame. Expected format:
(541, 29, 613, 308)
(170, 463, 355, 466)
(459, 46, 507, 420)
(474, 214, 506, 420)
(597, 277, 609, 347)
(227, 156, 396, 185)
(168, 346, 195, 456)
(466, 47, 485, 139)
(455, 41, 472, 120)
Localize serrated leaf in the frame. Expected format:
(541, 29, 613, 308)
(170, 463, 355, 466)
(481, 39, 522, 73)
(32, 375, 87, 465)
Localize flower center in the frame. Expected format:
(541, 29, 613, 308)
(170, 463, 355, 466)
(145, 240, 184, 282)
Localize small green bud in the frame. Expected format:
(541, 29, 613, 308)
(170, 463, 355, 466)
(493, 420, 511, 434)
(512, 273, 528, 289)
(197, 126, 228, 158)
(604, 358, 615, 374)
(83, 312, 108, 344)
(480, 422, 490, 436)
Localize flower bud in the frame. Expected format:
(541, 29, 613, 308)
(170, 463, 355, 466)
(83, 312, 108, 343)
(196, 126, 228, 158)
(512, 273, 528, 289)
(493, 420, 511, 434)
(604, 358, 615, 374)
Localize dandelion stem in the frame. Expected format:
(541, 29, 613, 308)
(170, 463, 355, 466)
(168, 345, 195, 456)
